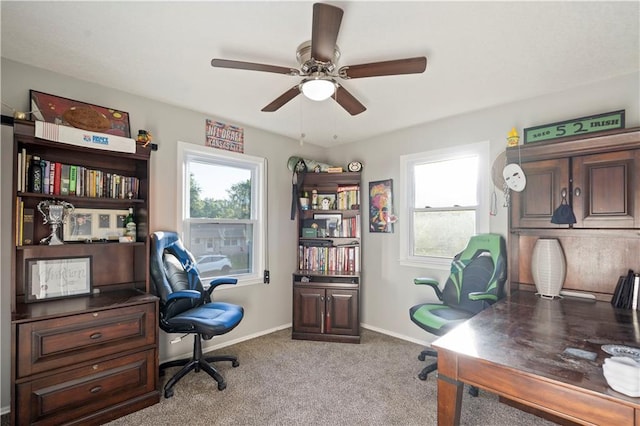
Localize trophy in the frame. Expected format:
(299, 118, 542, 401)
(37, 200, 74, 245)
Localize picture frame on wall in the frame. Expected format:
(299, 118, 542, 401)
(29, 90, 131, 138)
(25, 256, 92, 303)
(369, 179, 394, 233)
(63, 208, 129, 242)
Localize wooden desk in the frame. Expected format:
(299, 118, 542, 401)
(432, 291, 640, 425)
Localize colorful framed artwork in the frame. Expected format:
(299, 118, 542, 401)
(369, 179, 394, 233)
(25, 256, 92, 303)
(63, 208, 128, 242)
(29, 90, 131, 137)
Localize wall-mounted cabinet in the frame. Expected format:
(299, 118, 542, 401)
(507, 127, 640, 299)
(9, 119, 159, 425)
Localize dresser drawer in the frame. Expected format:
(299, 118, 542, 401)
(17, 302, 157, 379)
(15, 349, 156, 426)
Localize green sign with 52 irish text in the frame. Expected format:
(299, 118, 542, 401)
(523, 110, 625, 144)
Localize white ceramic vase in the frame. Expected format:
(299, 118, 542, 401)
(531, 238, 566, 299)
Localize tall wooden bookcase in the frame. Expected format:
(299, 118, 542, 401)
(292, 171, 361, 343)
(9, 119, 159, 425)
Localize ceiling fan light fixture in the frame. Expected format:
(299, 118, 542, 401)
(301, 77, 335, 101)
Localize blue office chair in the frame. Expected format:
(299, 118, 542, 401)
(409, 234, 507, 395)
(150, 231, 244, 398)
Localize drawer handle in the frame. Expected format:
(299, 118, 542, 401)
(90, 332, 103, 340)
(90, 386, 102, 394)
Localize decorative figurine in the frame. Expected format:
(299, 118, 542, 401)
(507, 127, 520, 147)
(137, 129, 153, 146)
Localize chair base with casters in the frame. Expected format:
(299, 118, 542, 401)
(416, 348, 478, 396)
(160, 333, 240, 398)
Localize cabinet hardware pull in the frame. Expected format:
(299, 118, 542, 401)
(90, 386, 102, 394)
(574, 187, 582, 197)
(90, 332, 102, 340)
(92, 313, 99, 317)
(92, 364, 99, 370)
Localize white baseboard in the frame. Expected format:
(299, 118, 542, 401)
(361, 323, 432, 347)
(164, 323, 292, 364)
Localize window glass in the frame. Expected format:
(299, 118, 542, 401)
(178, 142, 266, 285)
(401, 141, 489, 267)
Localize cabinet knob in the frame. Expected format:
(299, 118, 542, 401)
(90, 332, 103, 340)
(574, 187, 582, 197)
(90, 386, 102, 394)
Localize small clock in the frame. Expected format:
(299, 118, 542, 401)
(348, 161, 362, 172)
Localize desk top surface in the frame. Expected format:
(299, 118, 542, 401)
(432, 290, 640, 404)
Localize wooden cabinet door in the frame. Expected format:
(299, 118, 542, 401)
(326, 289, 358, 336)
(572, 149, 640, 228)
(293, 287, 324, 333)
(510, 158, 569, 228)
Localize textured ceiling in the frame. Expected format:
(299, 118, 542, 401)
(1, 1, 639, 147)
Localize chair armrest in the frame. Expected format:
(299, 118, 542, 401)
(206, 277, 239, 296)
(468, 292, 498, 302)
(414, 277, 443, 301)
(165, 290, 203, 310)
(167, 290, 202, 302)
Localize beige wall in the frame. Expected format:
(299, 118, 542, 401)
(1, 57, 638, 413)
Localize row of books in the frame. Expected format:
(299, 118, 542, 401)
(15, 198, 35, 246)
(611, 269, 640, 310)
(336, 185, 360, 210)
(339, 215, 361, 238)
(298, 245, 360, 273)
(17, 149, 140, 199)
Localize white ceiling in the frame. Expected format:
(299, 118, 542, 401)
(1, 1, 639, 148)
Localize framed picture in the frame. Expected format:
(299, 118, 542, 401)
(63, 208, 129, 241)
(30, 90, 131, 137)
(317, 193, 336, 210)
(25, 256, 92, 302)
(313, 213, 342, 238)
(369, 179, 394, 233)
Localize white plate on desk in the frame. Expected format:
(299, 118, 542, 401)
(601, 345, 640, 361)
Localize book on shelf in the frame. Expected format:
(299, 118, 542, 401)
(53, 162, 62, 195)
(43, 160, 50, 194)
(22, 207, 35, 245)
(69, 165, 77, 195)
(60, 164, 70, 195)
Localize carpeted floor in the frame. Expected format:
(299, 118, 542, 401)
(102, 328, 555, 426)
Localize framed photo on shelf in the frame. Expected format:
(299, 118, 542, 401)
(317, 193, 337, 210)
(313, 213, 342, 238)
(29, 90, 131, 137)
(25, 256, 92, 303)
(63, 208, 129, 241)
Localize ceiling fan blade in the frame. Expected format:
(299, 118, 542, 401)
(333, 85, 366, 116)
(211, 59, 299, 76)
(261, 86, 301, 112)
(311, 3, 343, 62)
(339, 56, 427, 79)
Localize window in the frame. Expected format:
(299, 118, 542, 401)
(177, 142, 267, 285)
(400, 141, 489, 269)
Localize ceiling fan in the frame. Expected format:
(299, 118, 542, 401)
(211, 3, 427, 116)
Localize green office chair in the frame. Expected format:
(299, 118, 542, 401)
(409, 234, 507, 395)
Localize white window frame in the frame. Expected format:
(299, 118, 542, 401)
(177, 141, 267, 287)
(399, 140, 490, 270)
